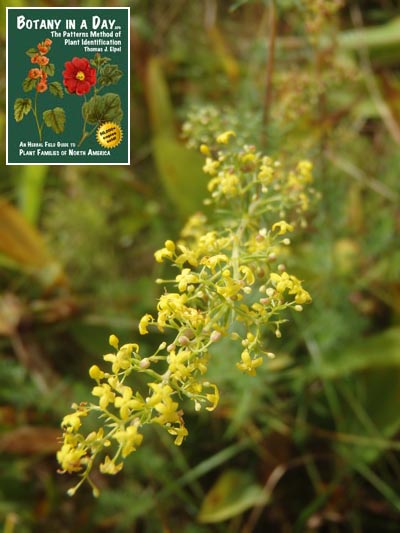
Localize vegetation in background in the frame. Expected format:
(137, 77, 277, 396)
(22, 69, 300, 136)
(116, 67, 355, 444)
(1, 1, 400, 531)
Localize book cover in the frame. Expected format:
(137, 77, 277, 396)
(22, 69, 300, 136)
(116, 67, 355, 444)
(6, 7, 130, 165)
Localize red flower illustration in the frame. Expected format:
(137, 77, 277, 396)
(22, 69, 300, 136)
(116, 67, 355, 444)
(63, 57, 96, 96)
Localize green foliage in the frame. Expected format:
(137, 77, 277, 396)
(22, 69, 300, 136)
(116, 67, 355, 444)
(13, 98, 31, 121)
(48, 81, 64, 98)
(42, 107, 66, 134)
(82, 93, 123, 124)
(98, 64, 123, 87)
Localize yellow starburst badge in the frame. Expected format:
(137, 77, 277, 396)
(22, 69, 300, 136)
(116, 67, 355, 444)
(96, 122, 123, 149)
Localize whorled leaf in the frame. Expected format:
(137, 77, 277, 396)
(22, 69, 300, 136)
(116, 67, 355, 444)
(14, 98, 32, 122)
(82, 93, 123, 125)
(43, 107, 66, 134)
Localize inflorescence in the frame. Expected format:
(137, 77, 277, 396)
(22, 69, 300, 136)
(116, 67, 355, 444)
(57, 128, 316, 496)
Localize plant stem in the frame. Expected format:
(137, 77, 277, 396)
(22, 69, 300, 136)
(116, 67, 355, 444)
(261, 0, 277, 148)
(32, 91, 42, 142)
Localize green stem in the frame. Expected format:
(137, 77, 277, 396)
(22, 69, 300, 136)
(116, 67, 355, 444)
(32, 91, 42, 142)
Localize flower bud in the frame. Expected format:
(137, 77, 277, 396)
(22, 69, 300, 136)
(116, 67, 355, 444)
(210, 330, 222, 343)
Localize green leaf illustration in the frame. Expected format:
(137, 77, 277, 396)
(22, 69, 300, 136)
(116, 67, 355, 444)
(14, 98, 32, 122)
(25, 47, 38, 58)
(43, 63, 55, 77)
(82, 93, 123, 125)
(22, 77, 37, 92)
(98, 64, 123, 87)
(49, 81, 64, 98)
(90, 54, 111, 68)
(43, 107, 66, 134)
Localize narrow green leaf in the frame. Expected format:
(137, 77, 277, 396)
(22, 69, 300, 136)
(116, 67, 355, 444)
(43, 107, 66, 134)
(16, 165, 48, 225)
(197, 469, 269, 523)
(145, 56, 175, 137)
(152, 134, 208, 218)
(315, 328, 400, 379)
(14, 98, 32, 122)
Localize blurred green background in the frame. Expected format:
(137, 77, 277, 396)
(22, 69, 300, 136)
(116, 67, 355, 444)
(1, 1, 400, 531)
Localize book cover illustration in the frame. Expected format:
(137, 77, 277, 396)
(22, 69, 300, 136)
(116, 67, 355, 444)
(7, 7, 130, 165)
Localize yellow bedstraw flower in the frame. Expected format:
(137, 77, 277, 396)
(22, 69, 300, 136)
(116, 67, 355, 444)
(114, 385, 144, 420)
(297, 160, 313, 182)
(89, 365, 105, 382)
(146, 382, 174, 407)
(175, 244, 199, 267)
(257, 162, 274, 183)
(236, 349, 263, 376)
(205, 383, 219, 411)
(61, 408, 88, 433)
(99, 455, 123, 475)
(168, 423, 188, 446)
(57, 442, 87, 473)
(103, 343, 137, 374)
(139, 313, 153, 335)
(199, 143, 211, 156)
(113, 422, 143, 458)
(176, 268, 199, 292)
(272, 220, 294, 235)
(109, 334, 119, 349)
(154, 240, 176, 263)
(216, 130, 236, 144)
(92, 383, 116, 410)
(203, 157, 220, 175)
(167, 349, 192, 381)
(152, 395, 181, 425)
(157, 293, 188, 329)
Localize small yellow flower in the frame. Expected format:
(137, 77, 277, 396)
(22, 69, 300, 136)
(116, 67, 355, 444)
(236, 349, 263, 376)
(114, 386, 143, 420)
(205, 383, 219, 411)
(139, 313, 153, 335)
(203, 157, 220, 175)
(272, 220, 294, 235)
(61, 409, 88, 433)
(99, 455, 123, 475)
(57, 442, 87, 473)
(216, 130, 236, 144)
(114, 422, 143, 458)
(109, 334, 119, 349)
(89, 365, 105, 381)
(297, 160, 313, 182)
(152, 395, 180, 425)
(168, 423, 188, 446)
(239, 265, 255, 285)
(200, 144, 211, 156)
(92, 383, 116, 410)
(176, 268, 199, 292)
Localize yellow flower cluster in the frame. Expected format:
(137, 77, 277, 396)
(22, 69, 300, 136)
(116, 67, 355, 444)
(57, 129, 315, 495)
